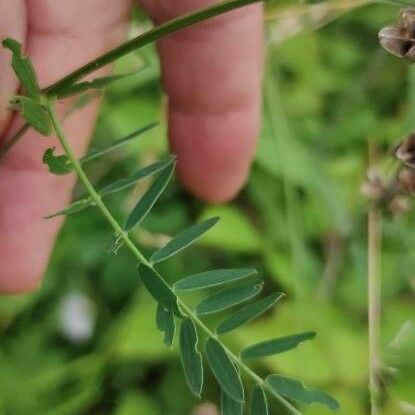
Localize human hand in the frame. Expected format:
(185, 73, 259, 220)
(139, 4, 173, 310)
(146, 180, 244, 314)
(0, 0, 263, 293)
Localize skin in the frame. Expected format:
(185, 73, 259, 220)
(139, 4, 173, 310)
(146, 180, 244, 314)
(0, 0, 263, 294)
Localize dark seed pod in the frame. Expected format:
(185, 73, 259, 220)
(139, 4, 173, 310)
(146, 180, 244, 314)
(394, 133, 415, 168)
(398, 168, 415, 194)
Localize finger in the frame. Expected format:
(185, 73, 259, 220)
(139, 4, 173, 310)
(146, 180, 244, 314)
(140, 0, 263, 203)
(0, 0, 26, 134)
(0, 0, 132, 294)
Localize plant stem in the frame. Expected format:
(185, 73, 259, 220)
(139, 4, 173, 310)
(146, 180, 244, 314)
(0, 123, 29, 160)
(43, 0, 262, 97)
(46, 100, 302, 415)
(368, 144, 382, 415)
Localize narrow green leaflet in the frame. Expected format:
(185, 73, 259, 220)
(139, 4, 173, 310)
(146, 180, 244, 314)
(179, 319, 203, 397)
(250, 385, 268, 415)
(137, 264, 182, 317)
(156, 303, 175, 347)
(205, 338, 244, 403)
(150, 217, 220, 264)
(12, 96, 52, 136)
(196, 279, 263, 316)
(124, 162, 175, 231)
(81, 123, 158, 164)
(56, 73, 135, 99)
(2, 38, 39, 99)
(241, 332, 316, 360)
(45, 198, 93, 219)
(221, 390, 243, 415)
(100, 158, 173, 196)
(43, 148, 73, 175)
(266, 375, 340, 411)
(216, 292, 284, 335)
(174, 268, 257, 291)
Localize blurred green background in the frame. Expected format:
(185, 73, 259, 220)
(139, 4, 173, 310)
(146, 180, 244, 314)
(1, 1, 415, 414)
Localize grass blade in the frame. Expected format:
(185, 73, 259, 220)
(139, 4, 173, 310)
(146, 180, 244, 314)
(266, 375, 339, 411)
(250, 385, 268, 415)
(205, 338, 244, 403)
(196, 280, 263, 316)
(221, 389, 243, 415)
(216, 292, 284, 335)
(81, 123, 158, 164)
(100, 158, 173, 195)
(174, 268, 257, 292)
(138, 264, 182, 317)
(156, 303, 175, 347)
(180, 318, 203, 398)
(241, 332, 316, 360)
(124, 161, 175, 231)
(150, 217, 220, 264)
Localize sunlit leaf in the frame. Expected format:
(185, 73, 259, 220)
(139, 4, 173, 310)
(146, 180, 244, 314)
(179, 318, 203, 397)
(124, 162, 175, 231)
(43, 148, 73, 175)
(241, 332, 316, 360)
(12, 96, 51, 136)
(137, 264, 182, 317)
(150, 217, 220, 264)
(266, 375, 339, 411)
(81, 123, 158, 164)
(45, 198, 93, 219)
(216, 292, 284, 335)
(156, 303, 175, 347)
(2, 38, 39, 99)
(250, 385, 268, 415)
(101, 158, 173, 196)
(56, 73, 136, 99)
(196, 280, 263, 316)
(174, 269, 257, 291)
(205, 338, 244, 403)
(221, 389, 243, 415)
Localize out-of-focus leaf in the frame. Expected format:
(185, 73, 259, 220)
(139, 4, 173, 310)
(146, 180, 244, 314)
(45, 198, 93, 219)
(250, 385, 268, 415)
(12, 96, 51, 136)
(100, 158, 173, 195)
(150, 217, 220, 264)
(124, 162, 175, 231)
(43, 148, 73, 175)
(221, 389, 243, 415)
(174, 269, 257, 291)
(137, 264, 182, 317)
(205, 338, 244, 403)
(57, 73, 136, 99)
(241, 332, 316, 359)
(266, 375, 339, 410)
(156, 304, 175, 347)
(81, 123, 158, 164)
(2, 38, 39, 99)
(196, 280, 263, 316)
(179, 318, 203, 397)
(216, 292, 284, 335)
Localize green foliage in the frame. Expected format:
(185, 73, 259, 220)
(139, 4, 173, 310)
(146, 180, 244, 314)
(156, 303, 175, 347)
(250, 385, 268, 415)
(179, 318, 203, 397)
(42, 148, 73, 175)
(221, 389, 243, 415)
(241, 332, 317, 359)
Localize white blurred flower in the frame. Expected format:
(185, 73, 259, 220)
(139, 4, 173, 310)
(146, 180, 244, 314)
(59, 292, 96, 343)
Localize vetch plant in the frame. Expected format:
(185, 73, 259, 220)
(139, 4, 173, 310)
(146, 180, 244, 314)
(1, 1, 341, 414)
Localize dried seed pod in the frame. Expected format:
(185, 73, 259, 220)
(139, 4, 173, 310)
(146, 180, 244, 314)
(394, 133, 415, 168)
(398, 168, 415, 194)
(400, 8, 415, 38)
(389, 195, 410, 216)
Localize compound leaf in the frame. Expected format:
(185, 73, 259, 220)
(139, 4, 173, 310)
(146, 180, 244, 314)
(221, 389, 243, 415)
(156, 303, 175, 347)
(196, 280, 263, 316)
(174, 268, 257, 291)
(250, 385, 268, 415)
(150, 217, 220, 264)
(180, 318, 203, 397)
(266, 375, 339, 411)
(205, 338, 244, 403)
(216, 292, 284, 335)
(45, 198, 93, 219)
(241, 332, 316, 360)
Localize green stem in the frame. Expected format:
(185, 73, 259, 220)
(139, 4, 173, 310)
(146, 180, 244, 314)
(0, 123, 29, 160)
(44, 0, 262, 97)
(46, 100, 302, 415)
